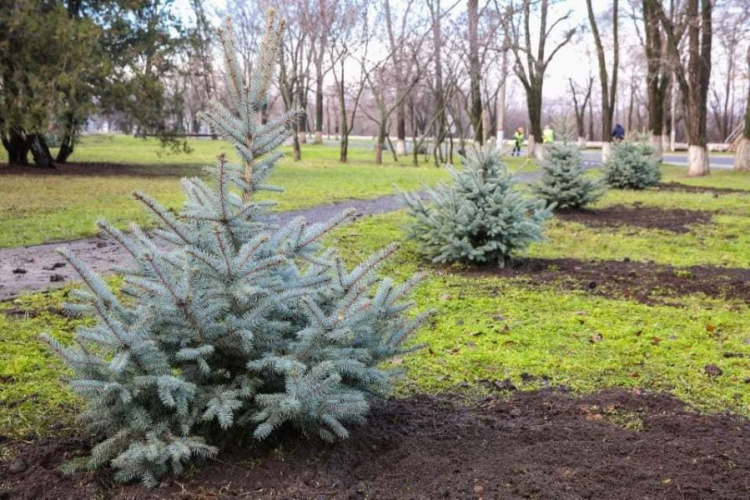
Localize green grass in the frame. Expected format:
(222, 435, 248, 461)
(0, 135, 452, 248)
(2, 152, 749, 439)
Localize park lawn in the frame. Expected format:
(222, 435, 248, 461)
(0, 135, 457, 248)
(1, 167, 750, 440)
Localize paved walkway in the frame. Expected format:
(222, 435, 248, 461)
(0, 170, 547, 300)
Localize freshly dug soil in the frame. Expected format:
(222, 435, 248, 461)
(555, 204, 712, 233)
(1, 390, 749, 499)
(656, 182, 750, 196)
(472, 257, 750, 305)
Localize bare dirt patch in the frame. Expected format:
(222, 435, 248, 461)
(473, 257, 750, 305)
(1, 390, 749, 499)
(555, 204, 712, 233)
(656, 182, 750, 196)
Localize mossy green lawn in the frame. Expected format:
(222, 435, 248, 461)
(0, 135, 454, 248)
(2, 160, 749, 440)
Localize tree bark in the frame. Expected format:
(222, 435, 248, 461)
(586, 0, 618, 162)
(468, 0, 483, 145)
(734, 46, 750, 171)
(314, 72, 324, 144)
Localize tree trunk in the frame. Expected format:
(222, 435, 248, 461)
(314, 71, 324, 144)
(734, 139, 750, 171)
(733, 47, 750, 171)
(650, 134, 664, 162)
(467, 0, 483, 145)
(526, 82, 543, 158)
(3, 128, 29, 166)
(687, 145, 708, 176)
(396, 103, 407, 156)
(28, 134, 54, 168)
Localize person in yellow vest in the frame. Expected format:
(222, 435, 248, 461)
(543, 125, 554, 144)
(512, 127, 524, 156)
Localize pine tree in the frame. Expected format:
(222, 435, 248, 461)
(403, 145, 553, 267)
(533, 144, 606, 209)
(603, 141, 661, 189)
(42, 12, 429, 487)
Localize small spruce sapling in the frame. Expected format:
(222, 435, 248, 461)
(403, 144, 552, 267)
(42, 12, 430, 487)
(603, 141, 661, 189)
(533, 144, 605, 209)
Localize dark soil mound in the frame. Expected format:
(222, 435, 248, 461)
(2, 390, 750, 499)
(656, 182, 750, 196)
(556, 204, 712, 233)
(475, 257, 750, 305)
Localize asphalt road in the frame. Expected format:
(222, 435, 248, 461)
(322, 138, 736, 170)
(581, 151, 734, 169)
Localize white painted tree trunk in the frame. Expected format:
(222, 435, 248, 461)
(687, 145, 710, 176)
(396, 139, 407, 156)
(314, 131, 323, 144)
(661, 134, 669, 155)
(601, 141, 612, 162)
(734, 137, 750, 171)
(650, 134, 663, 163)
(496, 130, 505, 150)
(527, 135, 537, 158)
(299, 130, 307, 144)
(577, 136, 587, 148)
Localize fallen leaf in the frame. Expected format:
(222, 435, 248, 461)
(651, 336, 662, 346)
(706, 324, 716, 333)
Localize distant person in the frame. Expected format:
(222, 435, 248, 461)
(512, 127, 524, 156)
(543, 125, 555, 144)
(612, 123, 625, 143)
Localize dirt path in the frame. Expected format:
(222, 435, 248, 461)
(0, 193, 420, 301)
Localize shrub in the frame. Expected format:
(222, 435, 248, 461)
(603, 142, 661, 189)
(402, 145, 553, 267)
(533, 144, 606, 209)
(42, 13, 429, 487)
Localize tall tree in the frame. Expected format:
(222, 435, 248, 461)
(641, 0, 673, 162)
(586, 0, 619, 161)
(0, 0, 191, 167)
(329, 0, 371, 163)
(654, 0, 714, 176)
(510, 0, 576, 158)
(569, 77, 594, 147)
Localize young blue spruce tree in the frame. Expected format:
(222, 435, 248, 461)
(533, 144, 606, 210)
(603, 141, 661, 189)
(42, 12, 429, 487)
(403, 144, 552, 268)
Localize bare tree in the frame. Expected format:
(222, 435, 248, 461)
(640, 0, 674, 161)
(569, 77, 594, 147)
(653, 0, 714, 176)
(510, 0, 576, 158)
(329, 0, 372, 163)
(586, 0, 619, 160)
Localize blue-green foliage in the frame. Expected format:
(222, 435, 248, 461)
(402, 145, 553, 267)
(603, 142, 661, 189)
(42, 13, 429, 487)
(533, 144, 606, 209)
